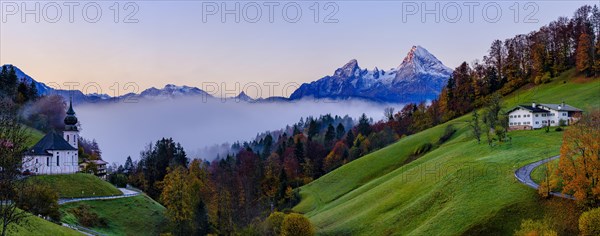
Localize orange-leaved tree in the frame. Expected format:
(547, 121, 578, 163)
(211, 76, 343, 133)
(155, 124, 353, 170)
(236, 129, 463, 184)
(557, 110, 600, 206)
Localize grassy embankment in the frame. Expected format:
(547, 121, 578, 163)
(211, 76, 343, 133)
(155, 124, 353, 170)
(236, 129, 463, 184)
(60, 195, 167, 236)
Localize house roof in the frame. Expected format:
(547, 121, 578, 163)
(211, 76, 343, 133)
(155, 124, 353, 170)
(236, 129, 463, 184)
(80, 159, 108, 165)
(90, 160, 108, 165)
(27, 131, 77, 156)
(539, 103, 583, 112)
(507, 105, 549, 114)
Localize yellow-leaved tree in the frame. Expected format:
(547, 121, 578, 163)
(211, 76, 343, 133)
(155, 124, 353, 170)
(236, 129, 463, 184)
(557, 110, 600, 206)
(281, 213, 315, 236)
(160, 166, 193, 236)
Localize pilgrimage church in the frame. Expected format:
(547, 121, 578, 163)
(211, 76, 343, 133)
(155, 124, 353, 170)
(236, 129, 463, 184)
(22, 100, 81, 174)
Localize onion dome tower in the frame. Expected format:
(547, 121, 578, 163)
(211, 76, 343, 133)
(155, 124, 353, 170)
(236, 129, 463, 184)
(63, 97, 79, 148)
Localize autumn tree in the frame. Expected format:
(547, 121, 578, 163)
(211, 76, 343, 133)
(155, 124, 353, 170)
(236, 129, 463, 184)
(538, 162, 559, 198)
(557, 110, 600, 206)
(486, 40, 505, 81)
(577, 31, 594, 76)
(160, 166, 193, 236)
(263, 211, 285, 236)
(262, 153, 281, 212)
(579, 207, 600, 235)
(281, 213, 315, 236)
(323, 141, 349, 172)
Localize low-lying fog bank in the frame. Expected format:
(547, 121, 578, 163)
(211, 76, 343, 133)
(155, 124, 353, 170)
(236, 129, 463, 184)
(76, 98, 404, 164)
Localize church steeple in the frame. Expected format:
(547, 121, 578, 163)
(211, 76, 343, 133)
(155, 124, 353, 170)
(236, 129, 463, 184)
(63, 96, 79, 149)
(64, 96, 78, 131)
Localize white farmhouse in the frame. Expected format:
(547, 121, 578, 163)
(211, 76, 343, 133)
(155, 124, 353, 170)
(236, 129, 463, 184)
(507, 102, 583, 130)
(22, 99, 80, 174)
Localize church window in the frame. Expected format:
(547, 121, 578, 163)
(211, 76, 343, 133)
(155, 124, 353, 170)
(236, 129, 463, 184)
(46, 157, 49, 166)
(57, 155, 60, 166)
(67, 135, 69, 142)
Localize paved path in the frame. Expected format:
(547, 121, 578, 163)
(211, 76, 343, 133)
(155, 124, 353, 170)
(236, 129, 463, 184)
(514, 155, 574, 200)
(58, 188, 140, 205)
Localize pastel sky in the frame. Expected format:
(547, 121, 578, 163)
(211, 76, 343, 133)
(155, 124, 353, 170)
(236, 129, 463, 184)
(0, 1, 593, 97)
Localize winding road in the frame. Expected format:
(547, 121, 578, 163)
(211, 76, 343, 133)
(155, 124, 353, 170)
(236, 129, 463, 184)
(58, 188, 140, 205)
(514, 155, 574, 200)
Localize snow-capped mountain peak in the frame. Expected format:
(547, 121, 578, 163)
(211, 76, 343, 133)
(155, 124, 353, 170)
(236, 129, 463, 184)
(334, 59, 361, 78)
(290, 45, 453, 103)
(395, 45, 452, 80)
(139, 84, 210, 99)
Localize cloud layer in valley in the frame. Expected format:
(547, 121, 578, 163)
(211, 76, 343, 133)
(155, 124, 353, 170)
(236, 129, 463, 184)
(76, 98, 404, 164)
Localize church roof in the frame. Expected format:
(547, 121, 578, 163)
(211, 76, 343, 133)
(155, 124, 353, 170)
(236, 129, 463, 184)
(27, 131, 77, 156)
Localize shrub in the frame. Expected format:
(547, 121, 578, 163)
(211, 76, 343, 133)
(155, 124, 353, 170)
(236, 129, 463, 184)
(16, 183, 60, 221)
(281, 213, 314, 236)
(68, 204, 108, 228)
(413, 142, 433, 156)
(579, 207, 600, 236)
(554, 127, 563, 132)
(263, 212, 285, 236)
(558, 119, 567, 127)
(514, 219, 557, 236)
(437, 125, 456, 145)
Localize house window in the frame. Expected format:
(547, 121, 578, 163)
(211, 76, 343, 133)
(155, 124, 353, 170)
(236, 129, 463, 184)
(536, 121, 539, 124)
(563, 113, 567, 116)
(518, 115, 521, 118)
(552, 120, 555, 123)
(535, 114, 539, 117)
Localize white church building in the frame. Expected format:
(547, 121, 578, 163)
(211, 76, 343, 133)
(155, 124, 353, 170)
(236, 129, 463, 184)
(507, 101, 583, 130)
(22, 100, 80, 175)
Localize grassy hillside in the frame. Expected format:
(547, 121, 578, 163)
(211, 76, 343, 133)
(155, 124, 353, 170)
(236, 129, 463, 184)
(30, 173, 122, 198)
(3, 210, 82, 236)
(294, 71, 598, 235)
(60, 195, 166, 236)
(24, 126, 44, 147)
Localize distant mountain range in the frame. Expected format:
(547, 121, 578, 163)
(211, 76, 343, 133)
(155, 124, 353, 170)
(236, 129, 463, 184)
(289, 46, 452, 103)
(3, 46, 452, 104)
